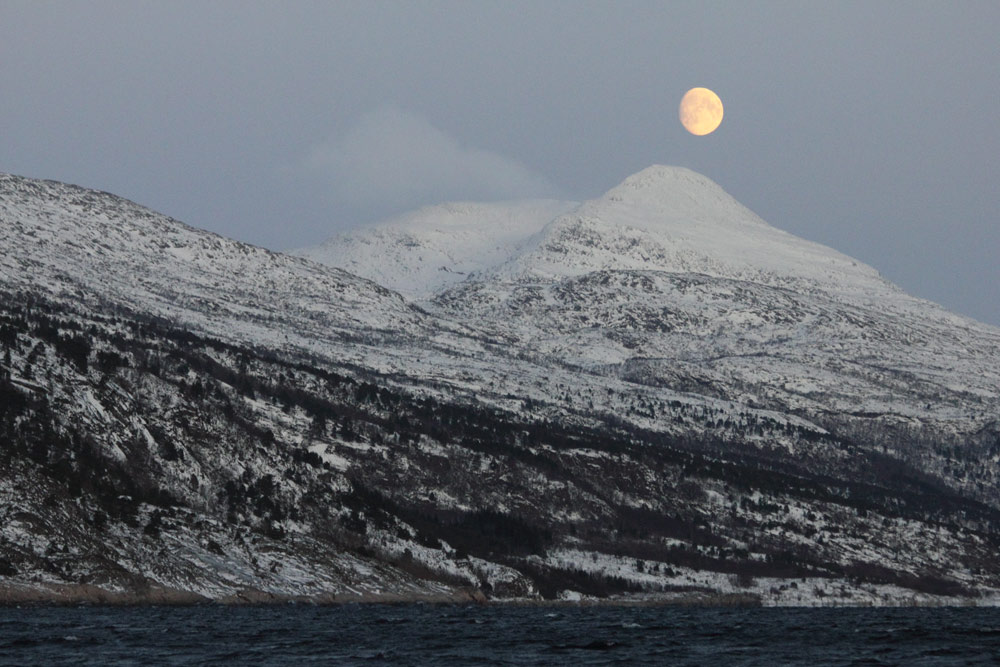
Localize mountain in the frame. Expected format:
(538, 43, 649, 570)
(311, 166, 1000, 503)
(488, 165, 892, 293)
(2, 169, 1000, 606)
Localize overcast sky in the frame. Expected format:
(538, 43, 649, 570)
(1, 1, 998, 324)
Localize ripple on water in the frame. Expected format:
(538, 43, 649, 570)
(0, 605, 997, 665)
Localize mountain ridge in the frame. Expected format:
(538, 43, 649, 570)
(296, 199, 577, 298)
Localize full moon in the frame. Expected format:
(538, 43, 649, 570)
(679, 87, 724, 136)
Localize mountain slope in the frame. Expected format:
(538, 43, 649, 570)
(4, 288, 999, 605)
(0, 174, 435, 349)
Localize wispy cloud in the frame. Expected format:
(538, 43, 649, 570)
(302, 106, 559, 221)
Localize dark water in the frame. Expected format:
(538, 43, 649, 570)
(1, 605, 999, 665)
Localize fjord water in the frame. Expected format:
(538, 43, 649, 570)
(1, 605, 998, 665)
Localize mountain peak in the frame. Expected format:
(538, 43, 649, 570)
(611, 164, 715, 193)
(491, 165, 895, 301)
(588, 165, 768, 234)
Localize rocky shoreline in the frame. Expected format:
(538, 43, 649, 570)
(6, 582, 989, 608)
(0, 582, 767, 607)
(0, 582, 488, 607)
(5, 581, 997, 608)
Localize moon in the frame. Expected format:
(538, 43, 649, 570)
(679, 87, 724, 136)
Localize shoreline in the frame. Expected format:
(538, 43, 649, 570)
(0, 582, 989, 608)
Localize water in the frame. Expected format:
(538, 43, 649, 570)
(1, 604, 998, 665)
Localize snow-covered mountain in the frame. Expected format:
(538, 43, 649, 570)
(304, 165, 1000, 491)
(437, 167, 1000, 421)
(3, 168, 1000, 605)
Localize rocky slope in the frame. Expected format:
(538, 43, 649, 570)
(2, 169, 1000, 605)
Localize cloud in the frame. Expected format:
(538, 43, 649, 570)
(302, 106, 559, 221)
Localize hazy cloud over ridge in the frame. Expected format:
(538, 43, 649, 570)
(302, 107, 560, 223)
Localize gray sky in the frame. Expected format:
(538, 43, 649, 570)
(2, 1, 998, 325)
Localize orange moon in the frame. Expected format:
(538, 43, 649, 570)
(679, 87, 724, 136)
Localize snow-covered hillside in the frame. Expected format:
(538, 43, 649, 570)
(0, 174, 436, 346)
(295, 200, 576, 298)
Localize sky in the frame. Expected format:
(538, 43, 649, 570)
(1, 1, 998, 325)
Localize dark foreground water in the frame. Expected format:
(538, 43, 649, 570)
(1, 605, 999, 665)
